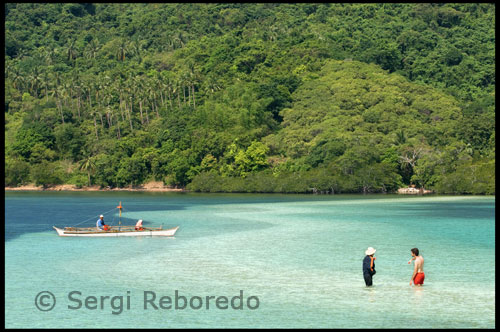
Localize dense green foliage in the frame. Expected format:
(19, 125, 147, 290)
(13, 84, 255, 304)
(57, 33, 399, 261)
(5, 3, 495, 194)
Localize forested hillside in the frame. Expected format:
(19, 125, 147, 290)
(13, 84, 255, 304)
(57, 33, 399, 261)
(4, 3, 495, 194)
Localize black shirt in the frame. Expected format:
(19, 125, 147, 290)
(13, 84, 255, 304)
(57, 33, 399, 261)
(363, 255, 375, 275)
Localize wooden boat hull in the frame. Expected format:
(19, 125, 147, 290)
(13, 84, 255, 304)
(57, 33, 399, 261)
(53, 226, 179, 237)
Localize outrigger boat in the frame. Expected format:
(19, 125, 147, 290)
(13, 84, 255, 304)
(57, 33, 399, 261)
(53, 225, 179, 237)
(53, 202, 179, 237)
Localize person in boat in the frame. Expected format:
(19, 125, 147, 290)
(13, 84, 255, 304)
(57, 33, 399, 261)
(135, 219, 144, 231)
(96, 215, 107, 231)
(363, 247, 377, 287)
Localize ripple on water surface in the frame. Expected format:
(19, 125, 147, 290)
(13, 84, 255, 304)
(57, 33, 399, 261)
(4, 193, 495, 328)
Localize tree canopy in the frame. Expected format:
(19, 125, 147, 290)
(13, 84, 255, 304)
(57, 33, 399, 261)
(5, 3, 495, 194)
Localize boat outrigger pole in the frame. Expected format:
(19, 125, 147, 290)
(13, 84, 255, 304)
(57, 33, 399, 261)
(117, 201, 123, 231)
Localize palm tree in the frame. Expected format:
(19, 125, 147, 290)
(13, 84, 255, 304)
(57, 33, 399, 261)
(127, 94, 134, 131)
(129, 38, 143, 62)
(96, 74, 112, 108)
(82, 76, 95, 112)
(394, 129, 407, 145)
(9, 66, 24, 90)
(29, 66, 42, 98)
(40, 68, 51, 102)
(132, 76, 145, 124)
(66, 38, 77, 62)
(73, 78, 83, 120)
(105, 106, 112, 128)
(137, 76, 150, 124)
(172, 83, 181, 110)
(124, 75, 135, 131)
(181, 73, 188, 106)
(79, 155, 96, 186)
(171, 32, 184, 50)
(44, 47, 57, 65)
(52, 85, 65, 124)
(116, 38, 128, 61)
(89, 109, 99, 140)
(204, 75, 222, 96)
(267, 25, 279, 42)
(97, 110, 104, 130)
(143, 93, 150, 124)
(5, 61, 13, 79)
(62, 80, 73, 110)
(106, 105, 121, 139)
(160, 71, 175, 109)
(53, 71, 62, 88)
(85, 38, 100, 60)
(15, 48, 28, 60)
(146, 79, 160, 118)
(112, 77, 126, 123)
(181, 71, 191, 108)
(186, 63, 200, 109)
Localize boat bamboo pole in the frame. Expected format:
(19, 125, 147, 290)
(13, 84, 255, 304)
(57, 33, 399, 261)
(117, 201, 123, 231)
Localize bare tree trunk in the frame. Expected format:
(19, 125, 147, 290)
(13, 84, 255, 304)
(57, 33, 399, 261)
(116, 117, 121, 139)
(98, 112, 104, 129)
(192, 85, 196, 109)
(120, 99, 126, 123)
(58, 100, 65, 124)
(128, 108, 133, 132)
(145, 104, 150, 124)
(139, 100, 144, 124)
(71, 96, 75, 118)
(128, 99, 134, 131)
(93, 114, 99, 140)
(77, 96, 81, 120)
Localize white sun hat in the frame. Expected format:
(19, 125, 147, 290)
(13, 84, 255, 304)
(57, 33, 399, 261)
(365, 247, 376, 255)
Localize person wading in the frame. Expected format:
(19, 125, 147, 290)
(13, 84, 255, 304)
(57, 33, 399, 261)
(363, 247, 377, 286)
(409, 248, 425, 286)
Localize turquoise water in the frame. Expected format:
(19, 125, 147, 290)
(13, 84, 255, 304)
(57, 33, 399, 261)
(5, 192, 495, 328)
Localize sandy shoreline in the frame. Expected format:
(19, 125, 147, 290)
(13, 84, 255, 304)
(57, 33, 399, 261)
(5, 181, 186, 192)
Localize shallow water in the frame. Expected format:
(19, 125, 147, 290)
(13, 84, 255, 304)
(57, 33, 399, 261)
(4, 192, 495, 328)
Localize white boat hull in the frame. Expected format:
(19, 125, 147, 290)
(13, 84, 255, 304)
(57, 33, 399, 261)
(53, 226, 179, 237)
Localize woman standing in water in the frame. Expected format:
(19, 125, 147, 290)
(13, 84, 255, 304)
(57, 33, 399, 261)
(363, 247, 376, 286)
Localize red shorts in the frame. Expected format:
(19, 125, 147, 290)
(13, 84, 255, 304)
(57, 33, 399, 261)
(414, 272, 425, 285)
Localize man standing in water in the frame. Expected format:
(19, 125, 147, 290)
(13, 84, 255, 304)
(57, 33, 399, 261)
(363, 247, 377, 286)
(409, 248, 425, 286)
